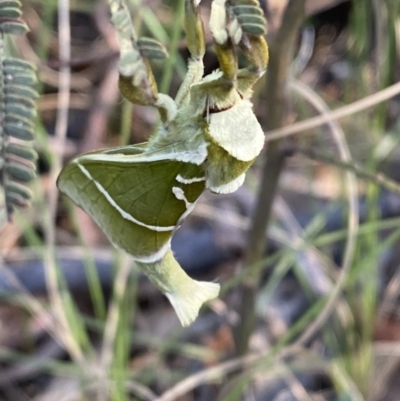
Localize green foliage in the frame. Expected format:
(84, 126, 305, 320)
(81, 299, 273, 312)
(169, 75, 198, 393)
(0, 0, 38, 224)
(231, 0, 266, 36)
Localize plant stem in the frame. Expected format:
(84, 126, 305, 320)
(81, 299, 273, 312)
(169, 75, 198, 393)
(234, 0, 306, 356)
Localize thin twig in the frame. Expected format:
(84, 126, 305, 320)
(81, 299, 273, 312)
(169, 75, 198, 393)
(235, 0, 306, 356)
(0, 340, 64, 386)
(330, 361, 366, 401)
(154, 345, 303, 401)
(278, 362, 315, 401)
(125, 380, 157, 401)
(265, 80, 400, 141)
(295, 147, 400, 195)
(273, 197, 333, 296)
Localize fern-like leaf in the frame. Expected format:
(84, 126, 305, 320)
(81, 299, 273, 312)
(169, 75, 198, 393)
(0, 0, 38, 223)
(230, 0, 266, 37)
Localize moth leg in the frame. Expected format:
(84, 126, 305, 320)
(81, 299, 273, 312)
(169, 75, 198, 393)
(201, 0, 268, 99)
(108, 0, 177, 123)
(175, 0, 206, 107)
(236, 36, 268, 97)
(209, 0, 238, 90)
(186, 0, 239, 112)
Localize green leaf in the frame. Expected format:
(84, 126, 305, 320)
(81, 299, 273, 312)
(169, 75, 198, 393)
(6, 191, 30, 208)
(232, 5, 263, 16)
(4, 57, 36, 72)
(6, 181, 33, 200)
(237, 14, 266, 35)
(4, 71, 37, 86)
(240, 22, 266, 35)
(5, 103, 36, 119)
(5, 93, 36, 108)
(0, 1, 22, 9)
(138, 37, 169, 60)
(0, 7, 21, 18)
(5, 142, 37, 161)
(4, 122, 35, 140)
(0, 20, 29, 35)
(5, 113, 35, 128)
(0, 0, 37, 224)
(6, 161, 36, 182)
(5, 84, 39, 99)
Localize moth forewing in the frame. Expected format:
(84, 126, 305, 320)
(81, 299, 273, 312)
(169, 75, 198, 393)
(57, 149, 206, 262)
(208, 99, 265, 162)
(204, 132, 254, 194)
(208, 172, 246, 194)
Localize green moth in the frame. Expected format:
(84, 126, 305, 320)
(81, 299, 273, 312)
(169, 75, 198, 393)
(57, 0, 269, 326)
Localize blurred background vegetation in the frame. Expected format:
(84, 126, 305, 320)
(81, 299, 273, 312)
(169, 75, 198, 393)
(1, 0, 400, 400)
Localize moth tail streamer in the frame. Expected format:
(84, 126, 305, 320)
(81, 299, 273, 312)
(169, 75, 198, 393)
(165, 280, 220, 327)
(136, 249, 220, 326)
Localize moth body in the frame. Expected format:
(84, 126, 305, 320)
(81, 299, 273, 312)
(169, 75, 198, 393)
(57, 0, 268, 326)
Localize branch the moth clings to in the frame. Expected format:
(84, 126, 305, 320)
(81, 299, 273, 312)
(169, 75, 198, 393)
(0, 0, 39, 225)
(57, 0, 269, 326)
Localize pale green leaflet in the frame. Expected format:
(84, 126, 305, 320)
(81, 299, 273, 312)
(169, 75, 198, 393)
(57, 0, 269, 326)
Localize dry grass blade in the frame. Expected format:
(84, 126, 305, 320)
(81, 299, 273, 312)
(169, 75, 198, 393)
(289, 79, 359, 347)
(154, 345, 304, 401)
(273, 196, 334, 296)
(265, 81, 400, 141)
(278, 362, 316, 401)
(43, 0, 85, 367)
(99, 255, 131, 375)
(373, 341, 400, 395)
(0, 265, 71, 351)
